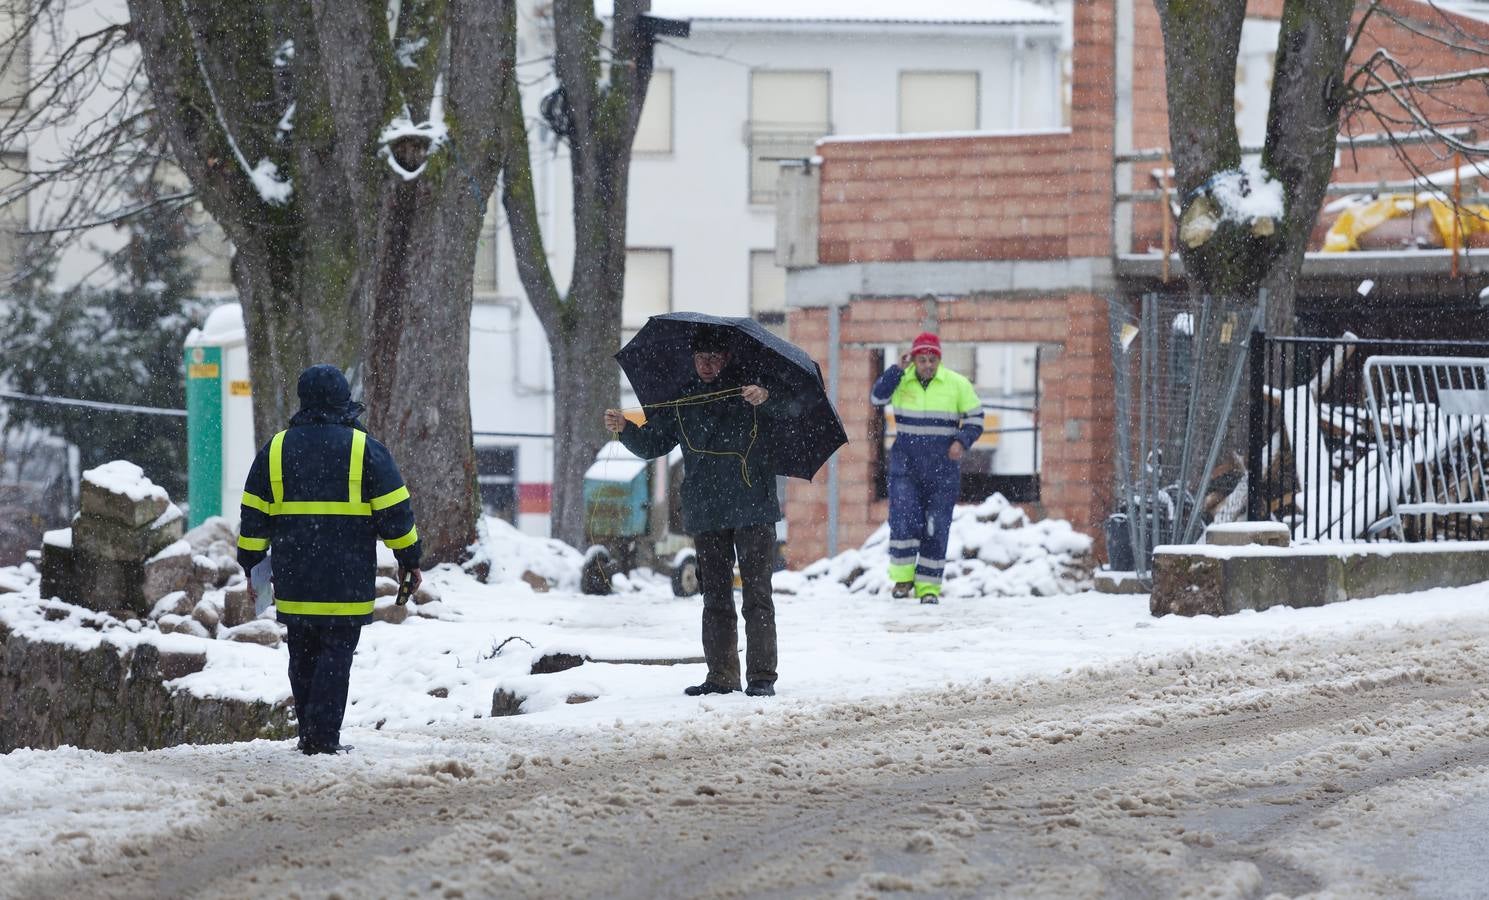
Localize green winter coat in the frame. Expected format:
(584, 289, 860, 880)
(618, 376, 785, 535)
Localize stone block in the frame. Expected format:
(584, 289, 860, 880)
(183, 516, 237, 554)
(175, 618, 212, 640)
(157, 649, 208, 680)
(80, 473, 169, 528)
(221, 584, 255, 628)
(1093, 570, 1145, 594)
(371, 597, 408, 625)
(73, 512, 184, 563)
(191, 599, 221, 633)
(1342, 546, 1489, 599)
(39, 537, 77, 604)
(157, 613, 186, 634)
(224, 620, 283, 648)
(191, 555, 220, 588)
(412, 584, 440, 605)
(73, 549, 148, 615)
(491, 688, 525, 716)
(143, 543, 196, 605)
(1205, 522, 1290, 547)
(374, 576, 400, 598)
(150, 591, 194, 620)
(530, 653, 585, 675)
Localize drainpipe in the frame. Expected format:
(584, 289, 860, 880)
(827, 300, 841, 557)
(1113, 0, 1135, 257)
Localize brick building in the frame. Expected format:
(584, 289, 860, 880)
(776, 0, 1489, 567)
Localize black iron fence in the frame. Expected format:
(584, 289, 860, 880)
(1247, 335, 1489, 542)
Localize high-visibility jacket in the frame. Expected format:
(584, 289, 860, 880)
(236, 424, 420, 626)
(871, 363, 985, 454)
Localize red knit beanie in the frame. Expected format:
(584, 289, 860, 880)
(910, 332, 942, 358)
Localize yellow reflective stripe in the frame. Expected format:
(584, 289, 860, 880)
(383, 525, 418, 549)
(274, 501, 372, 516)
(369, 485, 409, 510)
(241, 491, 271, 514)
(274, 599, 375, 616)
(268, 431, 286, 505)
(236, 535, 269, 551)
(348, 430, 366, 504)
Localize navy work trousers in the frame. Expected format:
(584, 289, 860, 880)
(887, 442, 961, 597)
(285, 622, 362, 748)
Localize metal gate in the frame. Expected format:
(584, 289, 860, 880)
(1363, 355, 1489, 541)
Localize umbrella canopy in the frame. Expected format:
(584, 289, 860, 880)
(615, 312, 849, 480)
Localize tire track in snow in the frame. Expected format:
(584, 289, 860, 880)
(12, 620, 1489, 899)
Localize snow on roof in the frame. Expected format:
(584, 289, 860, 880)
(595, 0, 1060, 26)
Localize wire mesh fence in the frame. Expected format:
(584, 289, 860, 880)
(1107, 293, 1266, 584)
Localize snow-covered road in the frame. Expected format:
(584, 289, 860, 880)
(10, 614, 1489, 899)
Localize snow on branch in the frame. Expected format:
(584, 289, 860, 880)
(378, 76, 449, 181)
(187, 29, 291, 206)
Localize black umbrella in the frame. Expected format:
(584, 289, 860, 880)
(615, 312, 849, 480)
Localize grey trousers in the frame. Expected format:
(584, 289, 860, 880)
(694, 523, 778, 688)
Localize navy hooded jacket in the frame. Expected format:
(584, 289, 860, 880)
(236, 365, 421, 627)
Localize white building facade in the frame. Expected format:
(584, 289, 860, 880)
(481, 0, 1066, 534)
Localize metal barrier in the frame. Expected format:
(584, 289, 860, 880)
(1248, 336, 1489, 542)
(1108, 293, 1265, 584)
(1363, 355, 1489, 541)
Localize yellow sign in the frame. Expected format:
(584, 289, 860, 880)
(229, 380, 252, 396)
(188, 363, 220, 379)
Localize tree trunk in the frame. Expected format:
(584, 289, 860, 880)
(548, 307, 624, 548)
(1257, 0, 1355, 336)
(129, 0, 512, 563)
(1155, 0, 1353, 336)
(501, 0, 656, 549)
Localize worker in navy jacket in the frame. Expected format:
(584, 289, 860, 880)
(237, 364, 421, 755)
(871, 332, 984, 604)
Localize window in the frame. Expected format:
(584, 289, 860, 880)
(899, 72, 979, 134)
(0, 151, 25, 279)
(473, 192, 499, 296)
(749, 249, 787, 334)
(748, 70, 829, 204)
(622, 248, 671, 336)
(1235, 19, 1280, 147)
(634, 69, 673, 155)
(475, 444, 517, 523)
(187, 208, 234, 294)
(0, 1, 27, 110)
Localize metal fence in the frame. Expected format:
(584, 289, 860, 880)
(1247, 336, 1489, 542)
(1108, 293, 1266, 584)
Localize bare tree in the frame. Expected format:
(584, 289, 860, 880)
(1, 1, 519, 562)
(1154, 0, 1489, 335)
(500, 0, 663, 547)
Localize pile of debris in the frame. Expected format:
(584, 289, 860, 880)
(785, 494, 1096, 598)
(34, 461, 441, 648)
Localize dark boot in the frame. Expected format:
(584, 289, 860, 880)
(891, 581, 914, 599)
(745, 681, 775, 697)
(302, 742, 354, 755)
(919, 593, 940, 605)
(684, 681, 736, 696)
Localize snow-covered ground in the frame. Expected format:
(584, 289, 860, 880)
(5, 503, 1489, 897)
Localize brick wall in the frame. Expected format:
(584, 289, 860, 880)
(783, 295, 1116, 569)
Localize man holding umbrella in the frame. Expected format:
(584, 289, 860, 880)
(604, 325, 788, 698)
